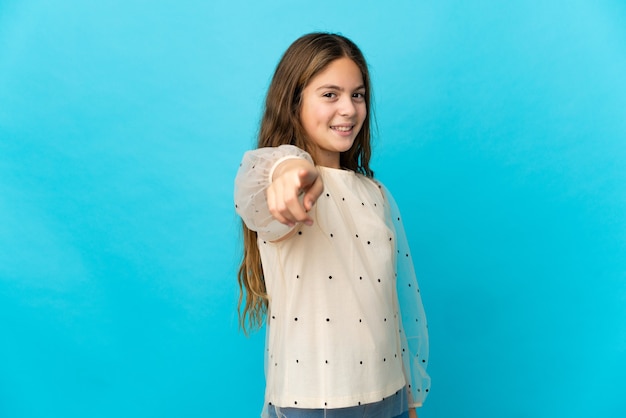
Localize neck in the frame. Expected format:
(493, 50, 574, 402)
(310, 148, 340, 169)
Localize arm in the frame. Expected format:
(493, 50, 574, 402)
(234, 145, 322, 241)
(378, 182, 431, 409)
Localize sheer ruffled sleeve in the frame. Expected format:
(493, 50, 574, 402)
(234, 145, 314, 242)
(380, 183, 431, 408)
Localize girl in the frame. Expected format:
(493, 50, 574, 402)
(235, 33, 430, 418)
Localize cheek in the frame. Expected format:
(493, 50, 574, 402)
(310, 107, 334, 128)
(301, 102, 324, 128)
(299, 104, 315, 132)
(358, 104, 367, 123)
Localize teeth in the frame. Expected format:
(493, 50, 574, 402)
(332, 126, 352, 132)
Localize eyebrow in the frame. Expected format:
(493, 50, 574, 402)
(315, 84, 366, 92)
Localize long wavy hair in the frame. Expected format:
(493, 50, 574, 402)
(238, 32, 375, 333)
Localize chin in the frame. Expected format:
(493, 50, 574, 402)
(344, 138, 358, 151)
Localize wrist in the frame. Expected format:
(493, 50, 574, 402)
(270, 157, 312, 181)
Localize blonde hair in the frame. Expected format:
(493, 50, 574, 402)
(238, 32, 374, 333)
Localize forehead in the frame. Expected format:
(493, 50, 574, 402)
(308, 57, 364, 88)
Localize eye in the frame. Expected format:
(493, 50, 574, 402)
(352, 92, 366, 101)
(322, 92, 337, 98)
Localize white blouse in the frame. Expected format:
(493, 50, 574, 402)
(234, 145, 430, 415)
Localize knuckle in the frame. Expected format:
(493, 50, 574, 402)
(275, 202, 286, 212)
(284, 194, 298, 205)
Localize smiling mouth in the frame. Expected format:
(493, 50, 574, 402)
(331, 125, 353, 132)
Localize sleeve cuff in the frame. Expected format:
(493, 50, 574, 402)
(268, 155, 308, 182)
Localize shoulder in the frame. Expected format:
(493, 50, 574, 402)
(357, 174, 390, 200)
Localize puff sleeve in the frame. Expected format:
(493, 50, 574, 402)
(381, 184, 431, 408)
(234, 145, 314, 241)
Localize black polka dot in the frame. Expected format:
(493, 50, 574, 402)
(294, 317, 298, 321)
(359, 276, 363, 280)
(328, 275, 332, 279)
(298, 231, 302, 235)
(326, 193, 330, 197)
(326, 318, 330, 322)
(367, 241, 371, 245)
(330, 233, 334, 237)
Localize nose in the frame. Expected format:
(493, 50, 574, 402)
(338, 96, 357, 117)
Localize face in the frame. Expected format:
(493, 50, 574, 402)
(300, 57, 367, 168)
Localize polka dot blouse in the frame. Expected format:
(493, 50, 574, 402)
(235, 145, 430, 413)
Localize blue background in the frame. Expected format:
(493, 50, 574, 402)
(1, 1, 625, 417)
